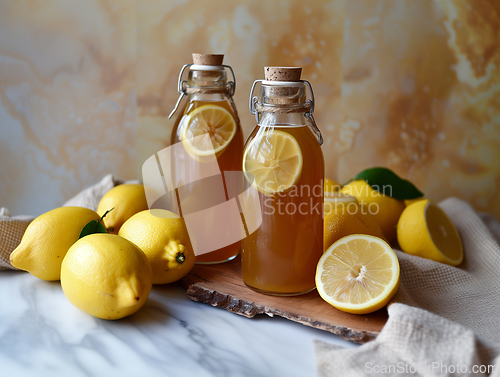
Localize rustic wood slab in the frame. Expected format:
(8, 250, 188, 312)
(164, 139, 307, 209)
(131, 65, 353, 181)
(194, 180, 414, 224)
(181, 258, 388, 344)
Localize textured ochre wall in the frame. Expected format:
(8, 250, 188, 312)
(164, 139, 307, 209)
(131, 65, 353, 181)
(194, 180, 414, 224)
(0, 0, 137, 216)
(1, 0, 499, 218)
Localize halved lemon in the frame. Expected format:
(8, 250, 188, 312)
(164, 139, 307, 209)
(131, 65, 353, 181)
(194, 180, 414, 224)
(397, 199, 463, 266)
(243, 130, 303, 195)
(316, 234, 400, 314)
(181, 105, 236, 156)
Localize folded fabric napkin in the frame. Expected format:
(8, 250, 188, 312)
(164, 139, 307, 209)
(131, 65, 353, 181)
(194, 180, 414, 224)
(315, 198, 500, 376)
(0, 174, 120, 270)
(0, 208, 34, 270)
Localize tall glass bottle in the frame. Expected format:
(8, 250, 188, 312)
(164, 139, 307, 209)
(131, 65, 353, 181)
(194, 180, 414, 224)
(169, 53, 244, 264)
(241, 67, 325, 295)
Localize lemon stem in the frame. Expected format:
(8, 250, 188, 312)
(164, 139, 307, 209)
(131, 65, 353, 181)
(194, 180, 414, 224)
(99, 208, 114, 224)
(99, 207, 114, 232)
(176, 252, 185, 264)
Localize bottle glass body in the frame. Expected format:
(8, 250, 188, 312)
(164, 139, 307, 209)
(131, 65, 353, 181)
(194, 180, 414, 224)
(170, 68, 244, 264)
(241, 83, 325, 295)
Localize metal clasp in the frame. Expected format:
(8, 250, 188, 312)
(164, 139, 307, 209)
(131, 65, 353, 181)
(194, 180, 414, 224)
(302, 80, 315, 116)
(168, 64, 192, 119)
(168, 64, 236, 119)
(302, 80, 323, 145)
(223, 64, 236, 96)
(249, 79, 263, 123)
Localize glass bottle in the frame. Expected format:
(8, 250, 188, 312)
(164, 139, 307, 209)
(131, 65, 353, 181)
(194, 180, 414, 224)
(241, 67, 325, 295)
(169, 53, 244, 264)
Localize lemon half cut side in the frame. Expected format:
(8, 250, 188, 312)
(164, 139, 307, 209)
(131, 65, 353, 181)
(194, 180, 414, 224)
(397, 199, 463, 266)
(181, 104, 236, 156)
(316, 234, 400, 314)
(243, 130, 303, 196)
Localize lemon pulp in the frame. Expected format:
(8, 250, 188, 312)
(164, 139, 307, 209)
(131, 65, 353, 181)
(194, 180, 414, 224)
(243, 130, 303, 195)
(316, 234, 400, 314)
(181, 104, 236, 156)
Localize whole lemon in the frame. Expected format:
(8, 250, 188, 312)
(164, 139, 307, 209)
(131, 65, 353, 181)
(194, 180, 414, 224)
(397, 199, 463, 266)
(404, 197, 426, 207)
(96, 184, 148, 234)
(10, 206, 100, 281)
(118, 209, 195, 285)
(61, 234, 153, 320)
(324, 202, 387, 251)
(341, 180, 405, 243)
(324, 178, 341, 193)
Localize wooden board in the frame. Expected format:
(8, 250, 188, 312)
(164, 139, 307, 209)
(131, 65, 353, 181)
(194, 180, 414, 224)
(181, 258, 387, 344)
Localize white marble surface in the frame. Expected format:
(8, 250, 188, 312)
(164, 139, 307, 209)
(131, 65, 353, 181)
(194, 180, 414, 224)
(0, 270, 357, 377)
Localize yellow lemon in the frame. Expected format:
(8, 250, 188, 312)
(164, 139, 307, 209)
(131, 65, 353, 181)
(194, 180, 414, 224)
(61, 234, 152, 320)
(397, 199, 463, 266)
(316, 234, 400, 314)
(404, 197, 425, 206)
(181, 105, 236, 156)
(97, 184, 149, 234)
(324, 202, 387, 252)
(341, 180, 405, 243)
(118, 209, 196, 285)
(243, 130, 303, 195)
(10, 206, 100, 281)
(324, 178, 341, 193)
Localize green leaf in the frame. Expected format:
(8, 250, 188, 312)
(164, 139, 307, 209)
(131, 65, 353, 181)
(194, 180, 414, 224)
(79, 220, 107, 239)
(354, 167, 424, 200)
(78, 207, 114, 239)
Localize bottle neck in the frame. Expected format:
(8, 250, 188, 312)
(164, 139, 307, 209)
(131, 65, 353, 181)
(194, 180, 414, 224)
(168, 66, 234, 119)
(252, 82, 323, 144)
(260, 83, 306, 106)
(186, 69, 231, 97)
(255, 83, 309, 127)
(258, 111, 308, 128)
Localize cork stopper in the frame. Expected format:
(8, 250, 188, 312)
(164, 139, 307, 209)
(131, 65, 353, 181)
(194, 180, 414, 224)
(264, 67, 302, 82)
(192, 53, 224, 66)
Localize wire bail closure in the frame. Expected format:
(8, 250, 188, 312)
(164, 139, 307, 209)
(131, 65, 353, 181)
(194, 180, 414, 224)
(248, 79, 323, 146)
(168, 64, 236, 119)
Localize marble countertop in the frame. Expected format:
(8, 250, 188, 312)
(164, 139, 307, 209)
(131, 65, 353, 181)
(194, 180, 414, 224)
(0, 270, 357, 377)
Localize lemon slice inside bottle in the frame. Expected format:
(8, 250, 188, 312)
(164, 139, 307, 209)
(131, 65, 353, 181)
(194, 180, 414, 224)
(316, 234, 400, 314)
(243, 130, 303, 195)
(181, 105, 236, 156)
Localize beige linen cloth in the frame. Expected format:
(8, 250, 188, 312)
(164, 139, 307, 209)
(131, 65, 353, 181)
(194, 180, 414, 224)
(1, 178, 500, 375)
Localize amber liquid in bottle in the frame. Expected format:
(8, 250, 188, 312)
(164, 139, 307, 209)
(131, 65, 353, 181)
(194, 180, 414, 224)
(170, 55, 243, 264)
(242, 124, 324, 295)
(241, 68, 324, 295)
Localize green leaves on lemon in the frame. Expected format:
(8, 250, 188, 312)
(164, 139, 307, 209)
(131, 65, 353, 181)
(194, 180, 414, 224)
(79, 208, 114, 239)
(351, 167, 423, 200)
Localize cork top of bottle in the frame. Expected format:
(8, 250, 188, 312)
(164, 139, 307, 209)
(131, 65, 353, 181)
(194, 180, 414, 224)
(264, 67, 302, 82)
(192, 53, 224, 66)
